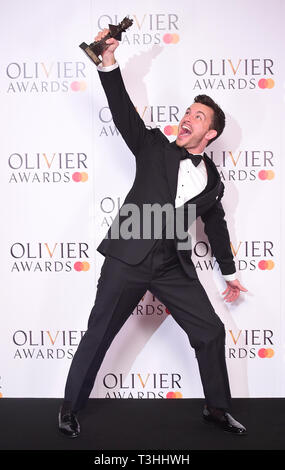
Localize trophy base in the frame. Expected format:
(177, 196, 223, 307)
(79, 42, 101, 66)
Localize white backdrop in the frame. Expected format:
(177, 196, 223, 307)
(1, 0, 284, 401)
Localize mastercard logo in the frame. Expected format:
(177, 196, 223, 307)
(258, 348, 274, 358)
(74, 261, 90, 272)
(258, 170, 275, 180)
(164, 125, 178, 136)
(258, 260, 275, 270)
(166, 391, 183, 398)
(72, 172, 88, 182)
(70, 81, 87, 92)
(258, 78, 275, 89)
(163, 33, 180, 44)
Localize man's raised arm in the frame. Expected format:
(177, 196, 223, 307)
(94, 29, 152, 158)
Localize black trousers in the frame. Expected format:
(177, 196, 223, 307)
(64, 234, 231, 412)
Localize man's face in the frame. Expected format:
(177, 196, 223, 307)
(176, 102, 217, 153)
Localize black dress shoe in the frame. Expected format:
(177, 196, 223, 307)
(58, 405, 80, 438)
(203, 407, 247, 435)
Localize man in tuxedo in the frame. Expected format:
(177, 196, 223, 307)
(58, 30, 248, 438)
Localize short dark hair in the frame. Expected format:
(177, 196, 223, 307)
(194, 94, 225, 146)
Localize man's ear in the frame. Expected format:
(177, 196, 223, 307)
(205, 129, 217, 143)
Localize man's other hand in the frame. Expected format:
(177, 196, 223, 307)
(222, 279, 248, 303)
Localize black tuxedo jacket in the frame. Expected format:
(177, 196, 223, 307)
(96, 66, 236, 278)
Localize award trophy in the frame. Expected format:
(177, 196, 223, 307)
(79, 16, 133, 65)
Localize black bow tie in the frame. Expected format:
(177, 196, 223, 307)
(180, 150, 204, 167)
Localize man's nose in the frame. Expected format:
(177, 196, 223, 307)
(184, 117, 193, 125)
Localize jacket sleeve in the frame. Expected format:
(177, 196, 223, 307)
(201, 199, 236, 276)
(98, 66, 159, 157)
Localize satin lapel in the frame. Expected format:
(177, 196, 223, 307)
(164, 141, 182, 203)
(193, 152, 222, 203)
(203, 152, 218, 190)
(203, 151, 220, 182)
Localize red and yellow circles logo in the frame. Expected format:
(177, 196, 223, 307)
(70, 81, 87, 92)
(258, 260, 275, 270)
(74, 261, 90, 272)
(72, 172, 88, 182)
(164, 125, 178, 136)
(163, 33, 180, 44)
(258, 78, 275, 89)
(258, 170, 275, 180)
(166, 391, 183, 398)
(258, 348, 274, 358)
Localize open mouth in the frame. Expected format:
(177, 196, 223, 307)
(178, 123, 192, 138)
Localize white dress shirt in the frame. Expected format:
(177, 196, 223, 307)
(175, 157, 207, 208)
(97, 62, 236, 281)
